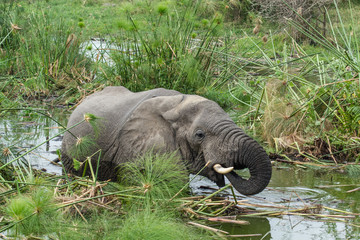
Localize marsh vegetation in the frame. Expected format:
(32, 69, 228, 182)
(1, 0, 359, 239)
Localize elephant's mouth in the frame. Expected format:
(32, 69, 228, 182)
(209, 163, 235, 188)
(197, 154, 239, 189)
(208, 163, 243, 191)
(206, 161, 272, 196)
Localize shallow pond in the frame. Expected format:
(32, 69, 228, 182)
(0, 109, 359, 239)
(0, 109, 68, 175)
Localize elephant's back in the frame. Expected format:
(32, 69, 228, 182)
(71, 86, 140, 125)
(62, 87, 180, 155)
(69, 87, 180, 126)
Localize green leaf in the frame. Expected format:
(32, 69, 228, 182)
(56, 149, 61, 159)
(73, 158, 81, 171)
(84, 113, 102, 138)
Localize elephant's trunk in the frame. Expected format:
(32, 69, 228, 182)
(226, 136, 272, 195)
(207, 120, 272, 195)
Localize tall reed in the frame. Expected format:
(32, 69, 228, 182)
(221, 1, 359, 162)
(105, 0, 225, 94)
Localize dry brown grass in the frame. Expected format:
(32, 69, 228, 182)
(252, 0, 335, 40)
(261, 79, 307, 151)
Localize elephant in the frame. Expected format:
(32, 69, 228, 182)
(61, 86, 272, 195)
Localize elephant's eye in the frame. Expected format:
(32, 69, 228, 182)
(195, 130, 205, 140)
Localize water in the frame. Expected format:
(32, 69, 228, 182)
(81, 38, 140, 66)
(81, 38, 118, 66)
(0, 109, 68, 175)
(0, 110, 359, 239)
(191, 168, 360, 239)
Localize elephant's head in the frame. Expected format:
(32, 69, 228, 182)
(121, 93, 272, 195)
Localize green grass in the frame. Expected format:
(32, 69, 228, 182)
(196, 2, 359, 163)
(118, 209, 209, 240)
(5, 187, 60, 236)
(0, 0, 235, 107)
(0, 151, 212, 239)
(100, 0, 230, 93)
(118, 151, 189, 203)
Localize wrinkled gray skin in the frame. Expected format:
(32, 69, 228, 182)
(61, 86, 272, 195)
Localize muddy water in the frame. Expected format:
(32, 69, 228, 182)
(0, 110, 359, 239)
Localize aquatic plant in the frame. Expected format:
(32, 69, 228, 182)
(117, 208, 209, 240)
(345, 164, 360, 178)
(218, 1, 360, 163)
(5, 187, 59, 236)
(0, 1, 93, 106)
(118, 151, 188, 202)
(106, 0, 226, 94)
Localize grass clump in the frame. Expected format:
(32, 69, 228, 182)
(261, 79, 307, 151)
(0, 151, 210, 239)
(106, 0, 225, 94)
(221, 1, 360, 163)
(117, 209, 208, 240)
(118, 151, 188, 201)
(5, 187, 59, 237)
(345, 164, 360, 178)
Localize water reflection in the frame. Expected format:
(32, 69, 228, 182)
(221, 217, 271, 239)
(0, 110, 67, 174)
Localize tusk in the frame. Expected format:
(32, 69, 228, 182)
(213, 164, 234, 174)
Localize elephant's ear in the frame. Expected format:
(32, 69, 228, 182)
(162, 95, 208, 123)
(115, 95, 186, 157)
